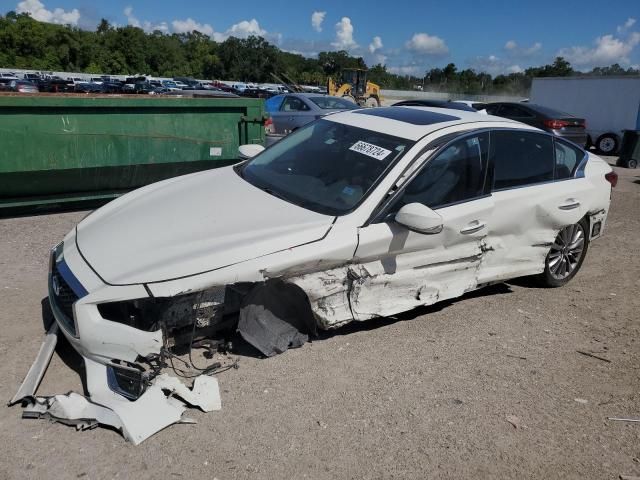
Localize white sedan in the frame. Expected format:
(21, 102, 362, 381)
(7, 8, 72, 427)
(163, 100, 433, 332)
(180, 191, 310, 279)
(14, 106, 616, 443)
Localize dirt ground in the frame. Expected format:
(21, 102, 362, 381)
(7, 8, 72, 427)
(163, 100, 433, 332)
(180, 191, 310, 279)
(0, 157, 638, 480)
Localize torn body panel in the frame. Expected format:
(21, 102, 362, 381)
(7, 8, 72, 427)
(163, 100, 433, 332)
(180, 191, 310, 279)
(22, 372, 221, 445)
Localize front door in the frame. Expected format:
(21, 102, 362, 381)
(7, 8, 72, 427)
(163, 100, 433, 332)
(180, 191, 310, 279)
(349, 132, 494, 320)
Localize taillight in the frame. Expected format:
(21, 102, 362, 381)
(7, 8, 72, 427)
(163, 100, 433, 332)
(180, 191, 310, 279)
(543, 119, 570, 129)
(264, 116, 275, 135)
(605, 171, 618, 188)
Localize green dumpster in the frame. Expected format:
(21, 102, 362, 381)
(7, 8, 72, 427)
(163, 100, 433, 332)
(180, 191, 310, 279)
(0, 94, 265, 213)
(617, 130, 640, 169)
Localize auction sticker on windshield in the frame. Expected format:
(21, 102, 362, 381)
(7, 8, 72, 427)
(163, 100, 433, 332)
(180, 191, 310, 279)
(349, 141, 392, 160)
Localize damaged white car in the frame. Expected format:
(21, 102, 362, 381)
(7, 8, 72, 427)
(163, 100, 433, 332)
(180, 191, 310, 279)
(12, 106, 617, 443)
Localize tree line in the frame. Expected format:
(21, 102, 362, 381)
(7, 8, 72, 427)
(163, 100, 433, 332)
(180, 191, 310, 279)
(1, 11, 638, 94)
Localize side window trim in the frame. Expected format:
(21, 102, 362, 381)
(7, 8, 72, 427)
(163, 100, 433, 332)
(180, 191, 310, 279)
(553, 136, 589, 180)
(279, 95, 291, 112)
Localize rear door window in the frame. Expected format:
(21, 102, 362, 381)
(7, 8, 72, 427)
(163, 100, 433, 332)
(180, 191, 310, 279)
(490, 130, 554, 189)
(554, 139, 585, 179)
(281, 96, 310, 112)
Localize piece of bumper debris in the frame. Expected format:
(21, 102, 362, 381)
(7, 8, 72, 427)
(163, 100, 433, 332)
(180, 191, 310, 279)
(238, 281, 317, 357)
(9, 322, 59, 406)
(21, 373, 221, 445)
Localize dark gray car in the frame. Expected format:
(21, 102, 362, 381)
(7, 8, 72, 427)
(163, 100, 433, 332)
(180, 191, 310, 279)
(265, 93, 358, 134)
(485, 102, 588, 147)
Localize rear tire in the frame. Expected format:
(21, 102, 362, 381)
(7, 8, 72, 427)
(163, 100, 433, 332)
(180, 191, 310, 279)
(627, 158, 638, 169)
(537, 218, 589, 288)
(595, 134, 618, 155)
(365, 96, 380, 108)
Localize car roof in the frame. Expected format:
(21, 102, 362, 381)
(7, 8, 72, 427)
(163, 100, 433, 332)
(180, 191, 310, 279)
(325, 106, 523, 140)
(487, 101, 576, 118)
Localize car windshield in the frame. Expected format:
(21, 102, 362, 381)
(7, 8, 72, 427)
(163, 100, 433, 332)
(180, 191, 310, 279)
(309, 96, 358, 110)
(240, 119, 413, 215)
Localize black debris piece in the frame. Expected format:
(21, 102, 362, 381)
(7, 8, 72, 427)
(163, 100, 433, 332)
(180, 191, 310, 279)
(238, 280, 316, 357)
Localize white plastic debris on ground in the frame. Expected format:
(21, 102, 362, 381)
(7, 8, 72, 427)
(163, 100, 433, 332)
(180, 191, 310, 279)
(22, 373, 221, 445)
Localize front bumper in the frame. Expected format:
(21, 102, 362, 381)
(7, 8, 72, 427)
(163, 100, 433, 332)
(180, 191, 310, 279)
(11, 234, 222, 444)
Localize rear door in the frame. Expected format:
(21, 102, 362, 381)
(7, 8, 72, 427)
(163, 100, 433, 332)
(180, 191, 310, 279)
(350, 132, 494, 319)
(477, 129, 593, 283)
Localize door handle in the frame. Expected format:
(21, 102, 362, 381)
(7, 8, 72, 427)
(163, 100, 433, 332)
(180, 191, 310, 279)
(558, 199, 581, 210)
(460, 221, 486, 234)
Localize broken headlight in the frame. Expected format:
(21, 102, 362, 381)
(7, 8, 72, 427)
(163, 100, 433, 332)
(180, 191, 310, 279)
(107, 363, 145, 401)
(97, 286, 227, 347)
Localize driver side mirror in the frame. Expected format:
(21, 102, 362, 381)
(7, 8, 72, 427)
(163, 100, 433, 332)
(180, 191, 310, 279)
(238, 144, 265, 160)
(395, 203, 443, 234)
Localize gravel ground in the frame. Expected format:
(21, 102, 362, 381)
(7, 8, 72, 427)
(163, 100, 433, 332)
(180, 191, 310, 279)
(0, 157, 638, 480)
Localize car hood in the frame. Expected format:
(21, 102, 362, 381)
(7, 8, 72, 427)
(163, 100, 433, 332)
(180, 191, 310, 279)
(76, 166, 334, 285)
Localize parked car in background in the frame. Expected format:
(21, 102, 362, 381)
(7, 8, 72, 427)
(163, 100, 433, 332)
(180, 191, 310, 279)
(9, 80, 39, 93)
(455, 100, 488, 112)
(74, 82, 103, 93)
(23, 73, 41, 82)
(240, 87, 275, 99)
(265, 93, 358, 133)
(392, 99, 478, 112)
(39, 78, 73, 93)
(484, 102, 588, 147)
(101, 81, 124, 93)
(161, 80, 182, 92)
(530, 76, 640, 154)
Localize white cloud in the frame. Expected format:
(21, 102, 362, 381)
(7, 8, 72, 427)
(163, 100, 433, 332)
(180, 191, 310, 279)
(122, 9, 278, 42)
(504, 40, 541, 56)
(468, 54, 524, 76)
(124, 6, 169, 33)
(224, 19, 266, 38)
(311, 11, 326, 32)
(405, 33, 449, 55)
(558, 32, 640, 68)
(172, 18, 214, 36)
(369, 36, 383, 53)
(617, 17, 636, 33)
(16, 0, 80, 25)
(331, 17, 358, 50)
(213, 18, 281, 44)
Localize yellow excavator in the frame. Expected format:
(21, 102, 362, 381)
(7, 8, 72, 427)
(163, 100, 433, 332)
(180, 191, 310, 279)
(327, 68, 382, 107)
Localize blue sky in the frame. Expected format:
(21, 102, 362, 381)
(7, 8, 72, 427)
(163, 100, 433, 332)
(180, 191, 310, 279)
(3, 0, 640, 75)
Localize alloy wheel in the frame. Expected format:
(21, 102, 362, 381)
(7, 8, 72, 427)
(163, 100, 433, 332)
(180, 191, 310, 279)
(548, 224, 586, 280)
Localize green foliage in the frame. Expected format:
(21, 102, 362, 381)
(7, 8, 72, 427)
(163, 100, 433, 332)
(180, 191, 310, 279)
(1, 11, 638, 94)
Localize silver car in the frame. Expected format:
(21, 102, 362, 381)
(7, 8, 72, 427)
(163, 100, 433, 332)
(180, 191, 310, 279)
(265, 93, 358, 134)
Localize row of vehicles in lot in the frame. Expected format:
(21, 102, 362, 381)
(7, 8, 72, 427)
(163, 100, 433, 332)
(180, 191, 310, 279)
(263, 93, 597, 154)
(0, 73, 227, 95)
